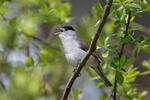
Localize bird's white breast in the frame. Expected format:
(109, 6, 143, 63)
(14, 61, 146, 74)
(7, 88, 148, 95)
(59, 31, 95, 67)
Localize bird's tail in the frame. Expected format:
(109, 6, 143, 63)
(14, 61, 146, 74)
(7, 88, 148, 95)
(93, 63, 112, 87)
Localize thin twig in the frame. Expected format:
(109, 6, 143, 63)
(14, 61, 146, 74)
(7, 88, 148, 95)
(61, 0, 113, 100)
(19, 31, 59, 50)
(113, 11, 132, 100)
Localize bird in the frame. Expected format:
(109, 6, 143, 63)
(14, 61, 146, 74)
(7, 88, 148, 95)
(55, 26, 112, 87)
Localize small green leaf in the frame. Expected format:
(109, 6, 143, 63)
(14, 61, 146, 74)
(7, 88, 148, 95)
(104, 36, 111, 46)
(134, 36, 144, 43)
(116, 71, 124, 85)
(140, 39, 150, 45)
(0, 5, 8, 15)
(111, 62, 118, 69)
(121, 68, 126, 72)
(102, 50, 109, 58)
(126, 59, 132, 65)
(120, 56, 126, 67)
(126, 3, 141, 9)
(114, 57, 120, 62)
(73, 89, 82, 100)
(142, 60, 150, 69)
(129, 27, 142, 31)
(134, 45, 139, 58)
(130, 16, 135, 24)
(99, 96, 107, 100)
(120, 37, 130, 44)
(26, 56, 33, 66)
(93, 2, 101, 11)
(141, 45, 150, 53)
(114, 20, 121, 25)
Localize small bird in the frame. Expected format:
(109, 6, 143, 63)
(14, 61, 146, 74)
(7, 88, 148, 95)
(55, 26, 112, 87)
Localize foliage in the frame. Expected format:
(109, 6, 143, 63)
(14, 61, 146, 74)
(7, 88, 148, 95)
(0, 0, 72, 100)
(0, 0, 150, 100)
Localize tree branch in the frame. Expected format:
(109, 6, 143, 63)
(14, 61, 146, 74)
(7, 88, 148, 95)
(61, 0, 114, 100)
(113, 10, 132, 100)
(19, 31, 59, 50)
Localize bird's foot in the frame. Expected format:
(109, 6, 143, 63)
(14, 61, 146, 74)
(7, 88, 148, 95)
(73, 69, 81, 77)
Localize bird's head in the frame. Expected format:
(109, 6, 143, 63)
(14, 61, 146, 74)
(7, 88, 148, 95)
(54, 26, 77, 38)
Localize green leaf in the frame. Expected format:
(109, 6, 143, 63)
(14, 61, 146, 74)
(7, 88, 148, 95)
(111, 62, 118, 69)
(120, 37, 130, 44)
(93, 2, 101, 12)
(140, 39, 150, 45)
(121, 68, 126, 72)
(129, 27, 142, 31)
(73, 89, 82, 100)
(102, 50, 109, 58)
(116, 71, 124, 85)
(0, 5, 8, 15)
(126, 59, 132, 65)
(142, 59, 150, 69)
(130, 16, 135, 24)
(134, 36, 144, 43)
(114, 20, 121, 25)
(104, 36, 111, 46)
(141, 45, 150, 53)
(120, 56, 126, 67)
(126, 3, 141, 10)
(134, 45, 139, 58)
(26, 56, 33, 66)
(99, 96, 107, 100)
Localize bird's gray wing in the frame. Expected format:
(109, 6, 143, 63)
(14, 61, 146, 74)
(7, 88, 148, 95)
(78, 38, 112, 86)
(78, 38, 102, 62)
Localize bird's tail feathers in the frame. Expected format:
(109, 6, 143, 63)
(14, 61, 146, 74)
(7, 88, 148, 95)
(93, 63, 112, 87)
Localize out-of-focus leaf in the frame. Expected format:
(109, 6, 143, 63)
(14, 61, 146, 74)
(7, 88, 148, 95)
(120, 56, 126, 67)
(99, 96, 107, 100)
(134, 36, 144, 43)
(142, 59, 150, 69)
(73, 89, 82, 100)
(120, 37, 131, 44)
(141, 44, 150, 53)
(18, 15, 39, 36)
(130, 16, 135, 24)
(102, 50, 109, 58)
(126, 3, 141, 10)
(140, 39, 150, 45)
(26, 56, 33, 66)
(129, 27, 142, 32)
(116, 71, 124, 85)
(111, 62, 118, 69)
(134, 45, 138, 58)
(0, 5, 8, 15)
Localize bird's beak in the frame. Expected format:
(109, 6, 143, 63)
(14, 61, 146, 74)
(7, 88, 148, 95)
(54, 28, 62, 35)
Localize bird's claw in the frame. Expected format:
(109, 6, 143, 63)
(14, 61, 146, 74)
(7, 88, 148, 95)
(73, 69, 81, 77)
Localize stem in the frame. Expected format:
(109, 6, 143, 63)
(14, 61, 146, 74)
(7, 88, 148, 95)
(61, 0, 114, 100)
(113, 10, 132, 100)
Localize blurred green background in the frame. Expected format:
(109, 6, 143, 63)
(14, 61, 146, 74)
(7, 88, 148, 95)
(0, 0, 150, 100)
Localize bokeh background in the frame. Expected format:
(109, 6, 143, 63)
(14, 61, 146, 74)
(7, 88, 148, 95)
(0, 0, 150, 100)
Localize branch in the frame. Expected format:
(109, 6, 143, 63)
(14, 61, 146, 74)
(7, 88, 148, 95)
(20, 31, 59, 50)
(113, 10, 132, 100)
(61, 0, 114, 100)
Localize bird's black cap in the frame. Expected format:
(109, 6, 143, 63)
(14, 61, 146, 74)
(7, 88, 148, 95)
(62, 26, 75, 31)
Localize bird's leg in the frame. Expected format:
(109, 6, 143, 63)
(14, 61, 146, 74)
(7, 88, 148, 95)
(73, 68, 81, 77)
